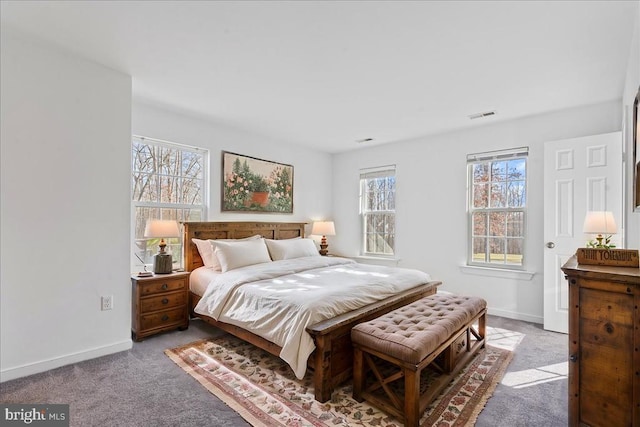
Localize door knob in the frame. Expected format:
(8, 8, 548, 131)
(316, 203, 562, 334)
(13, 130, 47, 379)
(546, 242, 555, 249)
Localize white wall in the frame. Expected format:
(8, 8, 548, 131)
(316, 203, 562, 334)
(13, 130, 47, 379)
(332, 101, 622, 323)
(0, 33, 132, 381)
(623, 6, 640, 249)
(132, 101, 334, 234)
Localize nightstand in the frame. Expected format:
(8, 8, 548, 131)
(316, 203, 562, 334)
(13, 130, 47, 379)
(131, 271, 190, 341)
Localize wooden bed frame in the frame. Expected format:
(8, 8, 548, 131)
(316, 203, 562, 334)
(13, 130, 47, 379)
(183, 221, 441, 402)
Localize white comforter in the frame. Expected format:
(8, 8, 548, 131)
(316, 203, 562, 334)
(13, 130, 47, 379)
(194, 256, 432, 379)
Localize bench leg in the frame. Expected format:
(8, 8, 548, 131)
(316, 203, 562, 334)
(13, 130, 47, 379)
(353, 347, 364, 402)
(479, 311, 486, 348)
(404, 368, 420, 427)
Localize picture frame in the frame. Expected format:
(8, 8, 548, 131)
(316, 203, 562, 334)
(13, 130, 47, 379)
(634, 87, 640, 211)
(221, 151, 294, 213)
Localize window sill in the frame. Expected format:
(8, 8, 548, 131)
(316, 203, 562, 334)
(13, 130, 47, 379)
(459, 265, 536, 281)
(353, 256, 400, 267)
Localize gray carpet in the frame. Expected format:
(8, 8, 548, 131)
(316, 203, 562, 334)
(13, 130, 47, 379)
(0, 315, 567, 426)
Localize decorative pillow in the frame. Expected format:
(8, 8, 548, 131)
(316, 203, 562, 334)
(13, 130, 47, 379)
(192, 235, 261, 270)
(265, 238, 319, 261)
(192, 238, 217, 268)
(214, 238, 272, 272)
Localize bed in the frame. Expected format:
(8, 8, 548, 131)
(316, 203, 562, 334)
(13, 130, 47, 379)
(183, 221, 441, 402)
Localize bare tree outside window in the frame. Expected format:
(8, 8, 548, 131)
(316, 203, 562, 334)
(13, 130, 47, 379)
(132, 136, 207, 267)
(360, 167, 396, 256)
(468, 149, 527, 267)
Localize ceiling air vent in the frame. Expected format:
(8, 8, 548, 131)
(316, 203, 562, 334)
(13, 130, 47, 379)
(356, 138, 374, 144)
(468, 110, 497, 120)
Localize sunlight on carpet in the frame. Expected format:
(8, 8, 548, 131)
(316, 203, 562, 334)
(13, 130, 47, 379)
(501, 361, 567, 389)
(485, 326, 525, 352)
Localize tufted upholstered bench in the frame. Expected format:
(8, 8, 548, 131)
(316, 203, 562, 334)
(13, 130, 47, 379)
(351, 293, 487, 427)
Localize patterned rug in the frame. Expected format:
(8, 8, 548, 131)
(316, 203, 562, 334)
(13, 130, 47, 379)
(166, 333, 514, 427)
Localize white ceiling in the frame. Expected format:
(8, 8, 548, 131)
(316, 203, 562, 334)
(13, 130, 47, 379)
(1, 1, 637, 153)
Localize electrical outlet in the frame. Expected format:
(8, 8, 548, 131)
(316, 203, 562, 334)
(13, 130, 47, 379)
(101, 295, 113, 311)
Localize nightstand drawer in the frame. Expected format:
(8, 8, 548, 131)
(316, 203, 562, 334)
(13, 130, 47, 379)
(140, 307, 186, 330)
(140, 292, 186, 313)
(139, 277, 186, 296)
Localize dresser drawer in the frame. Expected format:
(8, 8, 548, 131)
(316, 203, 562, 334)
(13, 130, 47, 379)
(140, 292, 186, 313)
(139, 277, 186, 296)
(140, 307, 186, 331)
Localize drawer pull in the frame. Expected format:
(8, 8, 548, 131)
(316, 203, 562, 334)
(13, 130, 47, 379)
(161, 284, 168, 290)
(569, 354, 578, 363)
(162, 298, 169, 304)
(161, 315, 169, 321)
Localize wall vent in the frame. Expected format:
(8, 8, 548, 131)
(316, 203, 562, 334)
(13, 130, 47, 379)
(468, 110, 497, 120)
(356, 138, 374, 144)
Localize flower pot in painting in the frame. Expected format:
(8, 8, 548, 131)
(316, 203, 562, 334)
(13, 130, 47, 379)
(251, 191, 269, 207)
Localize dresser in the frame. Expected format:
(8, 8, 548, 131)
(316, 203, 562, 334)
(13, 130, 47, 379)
(561, 256, 640, 426)
(131, 271, 189, 341)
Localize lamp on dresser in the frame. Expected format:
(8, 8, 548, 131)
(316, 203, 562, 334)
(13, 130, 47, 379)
(577, 211, 639, 267)
(311, 221, 336, 256)
(582, 211, 617, 248)
(144, 219, 180, 274)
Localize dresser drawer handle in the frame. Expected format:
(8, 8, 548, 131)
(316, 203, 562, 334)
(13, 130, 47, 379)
(161, 315, 169, 321)
(162, 298, 169, 304)
(161, 284, 168, 290)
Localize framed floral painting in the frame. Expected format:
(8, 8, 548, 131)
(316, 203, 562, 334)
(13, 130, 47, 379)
(221, 151, 294, 213)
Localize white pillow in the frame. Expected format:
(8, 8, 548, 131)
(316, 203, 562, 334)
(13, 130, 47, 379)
(192, 235, 261, 270)
(192, 238, 217, 268)
(265, 238, 319, 260)
(214, 238, 272, 272)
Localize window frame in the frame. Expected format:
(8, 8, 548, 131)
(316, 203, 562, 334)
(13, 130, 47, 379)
(359, 165, 396, 257)
(467, 148, 528, 270)
(131, 135, 209, 270)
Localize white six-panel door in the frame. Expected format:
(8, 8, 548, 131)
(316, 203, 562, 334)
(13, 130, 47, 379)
(543, 132, 622, 333)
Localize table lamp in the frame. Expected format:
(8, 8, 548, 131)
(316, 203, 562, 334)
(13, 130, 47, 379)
(311, 221, 336, 256)
(144, 219, 180, 274)
(583, 211, 617, 248)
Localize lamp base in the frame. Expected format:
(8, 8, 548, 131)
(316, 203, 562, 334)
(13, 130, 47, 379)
(153, 253, 173, 274)
(319, 243, 329, 256)
(319, 235, 329, 256)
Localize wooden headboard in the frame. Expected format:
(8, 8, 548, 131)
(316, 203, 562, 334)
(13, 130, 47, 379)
(182, 221, 307, 272)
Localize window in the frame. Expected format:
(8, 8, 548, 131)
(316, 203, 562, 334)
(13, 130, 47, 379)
(468, 147, 527, 268)
(360, 166, 396, 256)
(131, 136, 208, 268)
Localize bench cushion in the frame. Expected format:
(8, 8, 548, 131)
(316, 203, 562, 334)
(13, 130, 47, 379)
(351, 294, 486, 364)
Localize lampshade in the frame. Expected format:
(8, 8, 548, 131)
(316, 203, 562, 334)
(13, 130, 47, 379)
(583, 211, 617, 235)
(144, 220, 180, 238)
(311, 221, 336, 236)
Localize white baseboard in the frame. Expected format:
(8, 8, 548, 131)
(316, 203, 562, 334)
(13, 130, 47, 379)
(488, 307, 543, 324)
(0, 339, 132, 383)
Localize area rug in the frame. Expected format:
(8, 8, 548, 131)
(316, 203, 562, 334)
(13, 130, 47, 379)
(166, 334, 513, 427)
